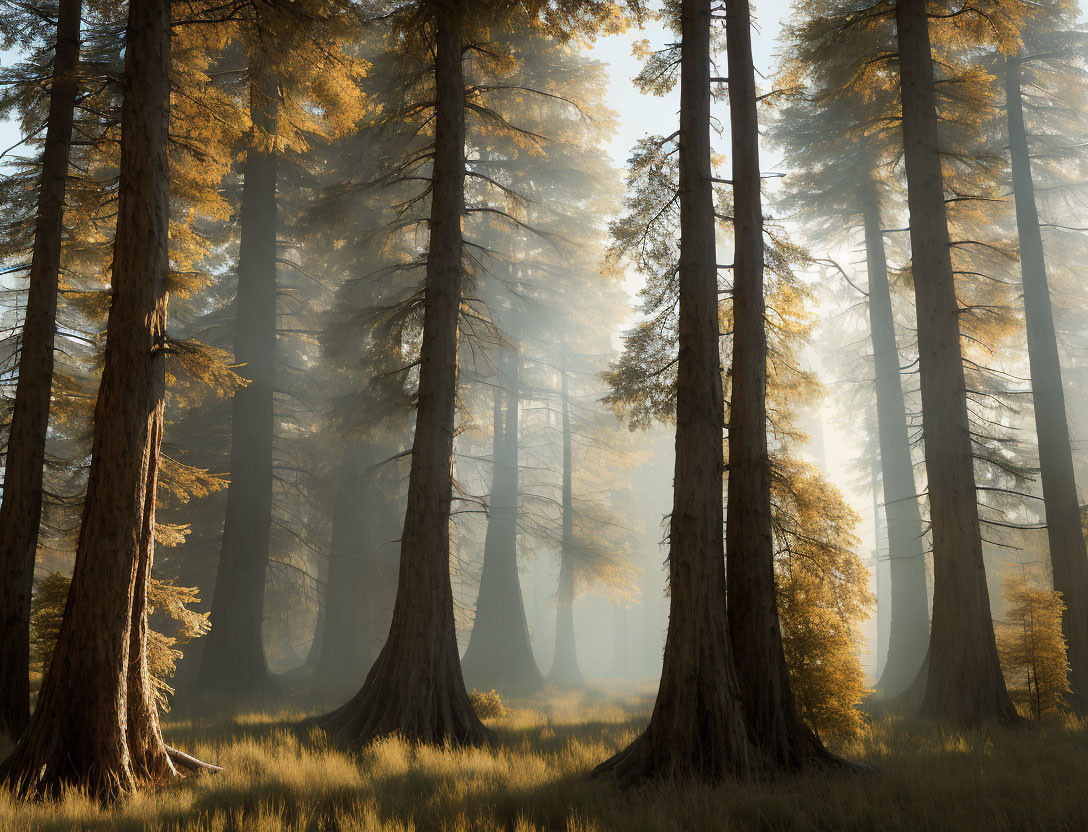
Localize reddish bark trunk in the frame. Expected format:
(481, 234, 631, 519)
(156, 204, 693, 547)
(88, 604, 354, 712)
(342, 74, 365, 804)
(595, 0, 750, 783)
(894, 0, 1016, 724)
(0, 0, 184, 796)
(315, 3, 490, 747)
(724, 0, 836, 770)
(0, 0, 82, 744)
(127, 365, 173, 782)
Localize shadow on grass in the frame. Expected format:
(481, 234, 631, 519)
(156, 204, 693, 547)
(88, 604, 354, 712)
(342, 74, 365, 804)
(9, 695, 1088, 831)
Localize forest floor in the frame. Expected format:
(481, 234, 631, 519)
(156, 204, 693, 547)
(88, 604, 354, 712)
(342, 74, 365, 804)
(4, 683, 1088, 831)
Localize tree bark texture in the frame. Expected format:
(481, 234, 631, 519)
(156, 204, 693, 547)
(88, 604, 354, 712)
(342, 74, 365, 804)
(461, 357, 545, 694)
(595, 0, 750, 783)
(1006, 56, 1088, 709)
(863, 189, 931, 700)
(0, 0, 181, 796)
(724, 0, 835, 771)
(197, 60, 279, 697)
(0, 0, 82, 744)
(549, 347, 583, 687)
(894, 0, 1016, 724)
(316, 5, 490, 747)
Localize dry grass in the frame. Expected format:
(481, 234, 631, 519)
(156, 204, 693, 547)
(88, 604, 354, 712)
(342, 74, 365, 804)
(4, 684, 1088, 830)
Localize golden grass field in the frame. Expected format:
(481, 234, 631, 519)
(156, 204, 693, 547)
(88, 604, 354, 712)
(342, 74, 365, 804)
(4, 684, 1088, 831)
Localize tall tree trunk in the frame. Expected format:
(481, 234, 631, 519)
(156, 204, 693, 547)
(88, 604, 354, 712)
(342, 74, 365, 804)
(316, 448, 377, 688)
(0, 0, 82, 744)
(462, 355, 544, 693)
(549, 345, 583, 687)
(724, 0, 834, 770)
(1006, 56, 1088, 709)
(315, 5, 490, 747)
(862, 187, 931, 700)
(0, 0, 181, 795)
(893, 0, 1015, 724)
(127, 374, 172, 781)
(595, 0, 750, 783)
(197, 60, 278, 696)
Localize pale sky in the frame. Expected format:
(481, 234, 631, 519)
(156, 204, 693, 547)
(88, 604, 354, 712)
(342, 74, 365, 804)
(589, 0, 795, 169)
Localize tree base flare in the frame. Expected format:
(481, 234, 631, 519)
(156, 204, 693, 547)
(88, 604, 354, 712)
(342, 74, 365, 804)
(593, 688, 752, 787)
(313, 644, 494, 749)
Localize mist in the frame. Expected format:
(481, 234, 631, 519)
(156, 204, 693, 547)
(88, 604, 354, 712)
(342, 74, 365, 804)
(0, 0, 1087, 827)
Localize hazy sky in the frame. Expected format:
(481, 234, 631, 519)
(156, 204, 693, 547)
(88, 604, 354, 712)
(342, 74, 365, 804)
(589, 1, 795, 169)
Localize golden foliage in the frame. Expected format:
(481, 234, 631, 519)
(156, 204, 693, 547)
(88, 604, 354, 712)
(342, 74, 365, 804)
(30, 573, 210, 712)
(774, 458, 874, 740)
(997, 569, 1070, 719)
(469, 688, 509, 719)
(27, 573, 69, 684)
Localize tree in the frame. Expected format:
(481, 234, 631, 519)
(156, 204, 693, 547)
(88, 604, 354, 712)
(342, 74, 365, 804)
(461, 353, 547, 694)
(774, 459, 873, 740)
(315, 0, 626, 748)
(315, 0, 491, 747)
(722, 0, 839, 770)
(549, 342, 583, 687)
(1001, 15, 1088, 707)
(773, 17, 929, 701)
(194, 0, 366, 697)
(595, 0, 752, 782)
(893, 0, 1018, 723)
(0, 0, 82, 744)
(997, 568, 1070, 719)
(0, 0, 214, 795)
(445, 23, 632, 694)
(195, 53, 281, 697)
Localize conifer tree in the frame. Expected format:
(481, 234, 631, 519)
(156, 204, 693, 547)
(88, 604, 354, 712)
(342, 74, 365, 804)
(551, 343, 583, 686)
(599, 0, 877, 774)
(0, 0, 215, 795)
(893, 0, 1019, 723)
(458, 25, 628, 694)
(997, 567, 1071, 719)
(315, 0, 627, 748)
(461, 348, 547, 694)
(773, 15, 929, 701)
(595, 0, 752, 782)
(722, 0, 838, 769)
(999, 7, 1088, 708)
(314, 0, 495, 747)
(788, 0, 1041, 723)
(0, 0, 83, 743)
(195, 50, 281, 697)
(194, 0, 367, 697)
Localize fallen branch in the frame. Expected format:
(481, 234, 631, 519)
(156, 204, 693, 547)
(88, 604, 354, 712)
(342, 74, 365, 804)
(166, 745, 223, 774)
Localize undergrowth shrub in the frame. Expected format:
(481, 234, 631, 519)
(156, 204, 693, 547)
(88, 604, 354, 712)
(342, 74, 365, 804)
(469, 688, 508, 719)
